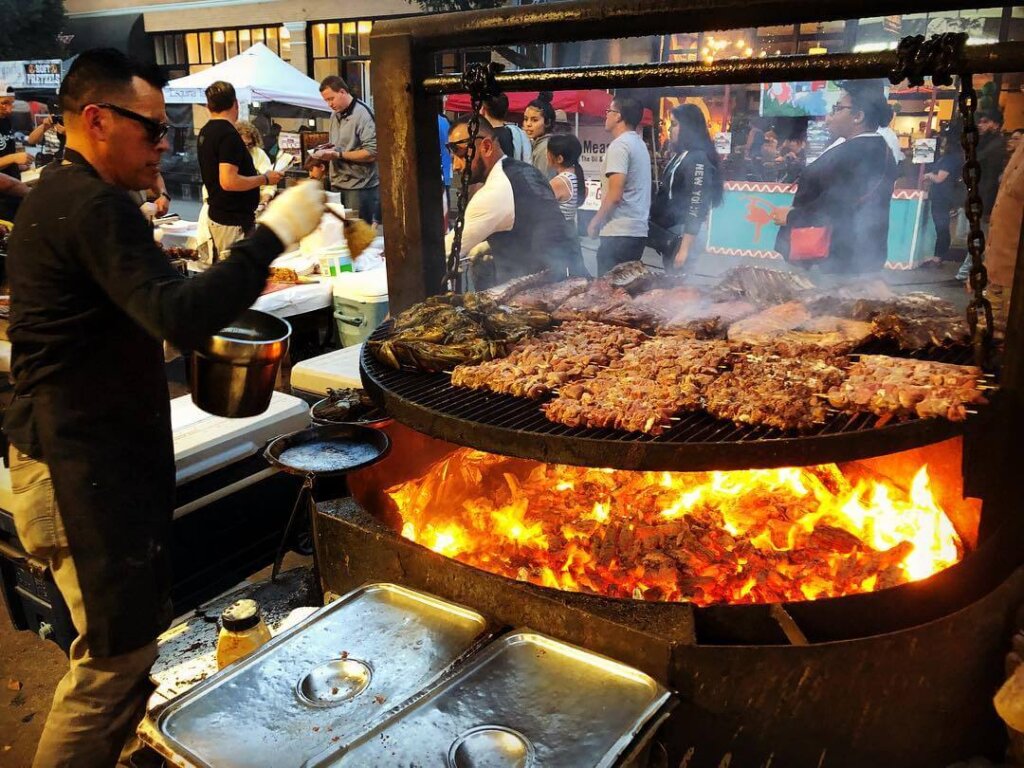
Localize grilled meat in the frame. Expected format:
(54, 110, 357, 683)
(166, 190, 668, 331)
(705, 356, 847, 432)
(451, 321, 647, 399)
(600, 260, 665, 295)
(827, 355, 986, 422)
(508, 277, 591, 312)
(480, 270, 552, 304)
(543, 338, 732, 434)
(712, 266, 815, 307)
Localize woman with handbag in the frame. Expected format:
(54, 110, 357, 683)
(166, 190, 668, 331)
(648, 103, 724, 271)
(770, 81, 897, 274)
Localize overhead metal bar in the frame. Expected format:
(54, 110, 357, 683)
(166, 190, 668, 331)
(421, 43, 1024, 94)
(373, 0, 1007, 52)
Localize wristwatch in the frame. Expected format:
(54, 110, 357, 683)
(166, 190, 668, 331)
(159, 191, 171, 202)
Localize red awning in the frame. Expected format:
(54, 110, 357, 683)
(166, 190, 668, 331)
(444, 90, 653, 125)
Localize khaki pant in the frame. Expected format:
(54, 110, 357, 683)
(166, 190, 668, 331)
(207, 220, 249, 263)
(9, 448, 157, 768)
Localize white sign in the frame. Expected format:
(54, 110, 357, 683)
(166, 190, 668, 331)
(714, 131, 732, 156)
(912, 138, 937, 165)
(0, 60, 61, 90)
(577, 125, 610, 211)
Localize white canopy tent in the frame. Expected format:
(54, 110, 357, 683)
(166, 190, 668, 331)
(163, 43, 329, 113)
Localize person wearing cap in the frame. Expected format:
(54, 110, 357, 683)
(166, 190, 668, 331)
(4, 49, 326, 767)
(0, 82, 31, 220)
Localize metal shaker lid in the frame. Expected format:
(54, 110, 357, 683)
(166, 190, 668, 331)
(221, 599, 261, 632)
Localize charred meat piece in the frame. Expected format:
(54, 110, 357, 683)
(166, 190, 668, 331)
(600, 260, 666, 295)
(508, 277, 591, 312)
(480, 270, 552, 304)
(369, 291, 555, 371)
(812, 292, 970, 350)
(726, 301, 810, 346)
(553, 282, 632, 321)
(712, 266, 815, 307)
(658, 300, 758, 340)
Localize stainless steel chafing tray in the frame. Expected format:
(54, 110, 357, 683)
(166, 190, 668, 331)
(315, 630, 672, 768)
(145, 583, 490, 768)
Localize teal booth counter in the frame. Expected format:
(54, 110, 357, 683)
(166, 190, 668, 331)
(705, 181, 935, 270)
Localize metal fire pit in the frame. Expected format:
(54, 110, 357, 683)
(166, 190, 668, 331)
(360, 329, 984, 472)
(316, 495, 1024, 768)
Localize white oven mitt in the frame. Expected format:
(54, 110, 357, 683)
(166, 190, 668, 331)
(257, 180, 326, 248)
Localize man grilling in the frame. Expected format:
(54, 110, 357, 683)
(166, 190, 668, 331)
(4, 49, 325, 767)
(444, 119, 583, 289)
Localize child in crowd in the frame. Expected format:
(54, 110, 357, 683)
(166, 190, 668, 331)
(546, 133, 585, 225)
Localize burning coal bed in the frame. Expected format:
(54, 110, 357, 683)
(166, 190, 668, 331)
(387, 450, 963, 606)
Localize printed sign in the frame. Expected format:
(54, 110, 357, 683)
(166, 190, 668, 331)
(912, 138, 937, 165)
(577, 125, 610, 211)
(804, 119, 833, 163)
(714, 131, 732, 156)
(0, 60, 61, 90)
(760, 81, 841, 118)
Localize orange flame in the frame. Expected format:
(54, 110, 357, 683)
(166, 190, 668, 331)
(386, 450, 963, 606)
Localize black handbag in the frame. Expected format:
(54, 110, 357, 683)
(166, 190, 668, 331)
(646, 220, 682, 259)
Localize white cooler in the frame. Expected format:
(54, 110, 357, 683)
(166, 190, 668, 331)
(290, 343, 364, 401)
(331, 269, 389, 348)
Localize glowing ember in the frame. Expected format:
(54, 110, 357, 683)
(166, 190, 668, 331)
(386, 450, 964, 605)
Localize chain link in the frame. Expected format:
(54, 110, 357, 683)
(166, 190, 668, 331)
(444, 62, 504, 293)
(891, 31, 991, 365)
(958, 73, 995, 364)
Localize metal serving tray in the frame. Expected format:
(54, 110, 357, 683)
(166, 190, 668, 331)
(150, 583, 489, 768)
(316, 630, 671, 767)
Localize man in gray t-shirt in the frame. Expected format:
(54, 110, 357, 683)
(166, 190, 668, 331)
(586, 96, 652, 275)
(313, 75, 379, 223)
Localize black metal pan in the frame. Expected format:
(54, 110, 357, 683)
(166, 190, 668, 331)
(264, 423, 391, 478)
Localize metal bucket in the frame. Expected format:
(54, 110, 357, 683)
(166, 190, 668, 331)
(191, 310, 291, 418)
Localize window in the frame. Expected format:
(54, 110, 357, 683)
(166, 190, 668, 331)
(310, 19, 378, 103)
(153, 25, 288, 71)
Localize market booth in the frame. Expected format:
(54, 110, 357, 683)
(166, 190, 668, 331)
(107, 1, 1024, 766)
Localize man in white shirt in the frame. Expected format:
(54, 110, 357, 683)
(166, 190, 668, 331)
(586, 96, 652, 275)
(444, 119, 581, 288)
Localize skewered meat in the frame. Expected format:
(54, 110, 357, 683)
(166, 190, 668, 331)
(451, 321, 646, 399)
(704, 356, 846, 432)
(542, 338, 732, 434)
(827, 355, 986, 422)
(508, 277, 590, 312)
(600, 260, 665, 294)
(712, 266, 815, 307)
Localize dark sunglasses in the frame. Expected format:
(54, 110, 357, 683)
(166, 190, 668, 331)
(445, 136, 483, 158)
(92, 102, 170, 144)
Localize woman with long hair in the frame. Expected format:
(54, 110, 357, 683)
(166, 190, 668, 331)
(546, 133, 585, 225)
(523, 91, 557, 179)
(648, 103, 724, 270)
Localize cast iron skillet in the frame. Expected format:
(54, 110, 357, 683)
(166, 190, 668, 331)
(264, 423, 391, 478)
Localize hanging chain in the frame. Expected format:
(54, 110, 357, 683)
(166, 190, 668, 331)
(891, 32, 991, 365)
(958, 73, 994, 365)
(445, 61, 504, 293)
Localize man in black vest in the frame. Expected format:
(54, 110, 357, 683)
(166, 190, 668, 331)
(444, 119, 582, 288)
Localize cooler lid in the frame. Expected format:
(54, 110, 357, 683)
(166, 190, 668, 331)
(331, 267, 389, 302)
(172, 391, 310, 485)
(291, 344, 364, 397)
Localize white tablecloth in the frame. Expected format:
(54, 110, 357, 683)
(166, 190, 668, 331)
(251, 281, 333, 318)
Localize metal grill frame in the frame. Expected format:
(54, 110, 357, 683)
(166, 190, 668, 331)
(360, 330, 983, 471)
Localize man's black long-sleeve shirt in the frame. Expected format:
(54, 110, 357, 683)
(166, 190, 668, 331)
(2, 150, 283, 656)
